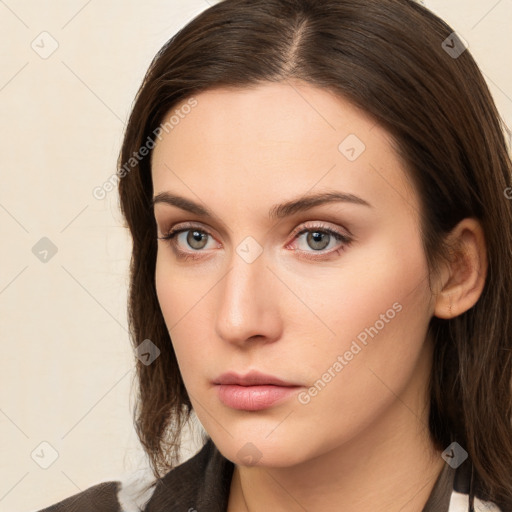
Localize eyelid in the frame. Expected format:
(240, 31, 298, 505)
(157, 220, 353, 260)
(288, 220, 354, 241)
(157, 221, 218, 241)
(158, 220, 352, 240)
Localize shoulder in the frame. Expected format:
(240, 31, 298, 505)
(34, 438, 234, 512)
(35, 481, 122, 512)
(141, 437, 234, 511)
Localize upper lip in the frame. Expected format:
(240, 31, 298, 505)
(213, 370, 300, 387)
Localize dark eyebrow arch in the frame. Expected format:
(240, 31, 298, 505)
(151, 190, 372, 221)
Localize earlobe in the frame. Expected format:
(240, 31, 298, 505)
(433, 218, 487, 320)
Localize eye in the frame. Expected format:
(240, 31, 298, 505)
(157, 221, 353, 262)
(157, 222, 217, 261)
(287, 222, 352, 261)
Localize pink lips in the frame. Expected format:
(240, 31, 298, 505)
(213, 371, 302, 411)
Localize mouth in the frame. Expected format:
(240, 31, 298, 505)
(212, 370, 302, 411)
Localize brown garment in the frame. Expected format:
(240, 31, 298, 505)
(36, 437, 484, 512)
(37, 481, 121, 512)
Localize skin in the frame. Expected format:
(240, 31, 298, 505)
(151, 80, 487, 511)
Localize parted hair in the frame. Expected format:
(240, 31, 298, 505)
(118, 0, 512, 507)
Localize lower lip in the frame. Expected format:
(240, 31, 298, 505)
(216, 384, 300, 411)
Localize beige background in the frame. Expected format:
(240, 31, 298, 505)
(0, 1, 511, 511)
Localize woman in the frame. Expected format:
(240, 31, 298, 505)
(38, 0, 512, 510)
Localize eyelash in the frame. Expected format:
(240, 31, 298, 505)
(157, 221, 353, 262)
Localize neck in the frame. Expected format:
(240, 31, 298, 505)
(230, 411, 444, 512)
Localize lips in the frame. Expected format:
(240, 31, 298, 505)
(212, 371, 302, 411)
(212, 370, 300, 387)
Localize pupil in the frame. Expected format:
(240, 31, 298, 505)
(189, 230, 206, 249)
(309, 231, 329, 250)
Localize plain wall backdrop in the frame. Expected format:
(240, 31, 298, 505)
(0, 1, 511, 511)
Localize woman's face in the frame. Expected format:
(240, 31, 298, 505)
(151, 81, 437, 467)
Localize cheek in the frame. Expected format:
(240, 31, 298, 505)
(292, 224, 429, 361)
(154, 251, 218, 374)
(155, 249, 211, 322)
(155, 252, 181, 324)
(290, 227, 431, 359)
(295, 234, 433, 426)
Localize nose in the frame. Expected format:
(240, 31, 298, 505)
(214, 245, 282, 348)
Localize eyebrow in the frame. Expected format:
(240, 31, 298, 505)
(151, 190, 372, 221)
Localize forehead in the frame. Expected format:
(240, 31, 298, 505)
(150, 81, 419, 223)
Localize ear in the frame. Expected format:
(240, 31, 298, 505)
(433, 218, 488, 319)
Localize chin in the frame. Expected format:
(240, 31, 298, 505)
(211, 430, 313, 468)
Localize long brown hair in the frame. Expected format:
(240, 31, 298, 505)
(118, 0, 512, 506)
